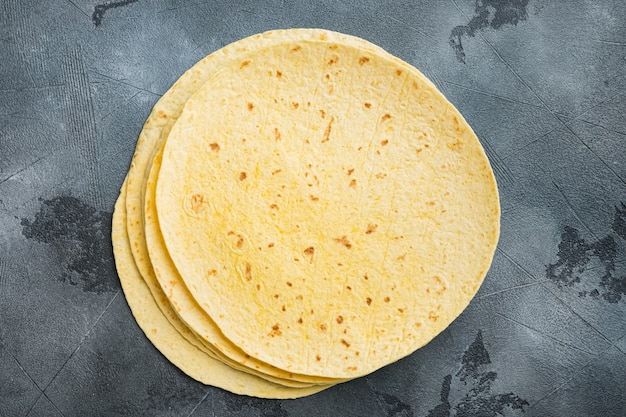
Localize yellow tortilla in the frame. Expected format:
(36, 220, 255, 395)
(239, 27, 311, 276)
(155, 30, 500, 378)
(112, 182, 329, 398)
(125, 30, 383, 385)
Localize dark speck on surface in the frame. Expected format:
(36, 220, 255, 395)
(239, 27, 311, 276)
(20, 196, 117, 294)
(449, 0, 530, 63)
(547, 221, 626, 303)
(426, 332, 529, 417)
(92, 0, 139, 27)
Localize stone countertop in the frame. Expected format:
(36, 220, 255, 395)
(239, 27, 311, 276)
(1, 1, 625, 416)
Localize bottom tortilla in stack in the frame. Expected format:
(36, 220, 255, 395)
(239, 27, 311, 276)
(111, 29, 499, 398)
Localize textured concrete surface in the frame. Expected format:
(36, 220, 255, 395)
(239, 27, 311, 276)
(1, 1, 625, 416)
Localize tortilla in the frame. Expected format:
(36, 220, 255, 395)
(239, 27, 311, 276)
(112, 182, 329, 398)
(155, 30, 500, 379)
(124, 30, 389, 385)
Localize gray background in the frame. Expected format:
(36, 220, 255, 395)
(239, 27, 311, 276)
(1, 0, 625, 416)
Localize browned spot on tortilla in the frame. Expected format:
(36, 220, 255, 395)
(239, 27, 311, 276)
(273, 294, 279, 299)
(271, 169, 282, 175)
(366, 297, 372, 306)
(381, 113, 392, 122)
(365, 223, 378, 234)
(239, 172, 247, 181)
(428, 311, 439, 321)
(336, 315, 344, 324)
(347, 168, 354, 176)
(316, 354, 321, 361)
(348, 366, 357, 371)
(363, 274, 369, 280)
(281, 305, 286, 311)
(309, 195, 319, 202)
(359, 56, 370, 65)
(297, 317, 303, 324)
(276, 70, 282, 78)
(319, 323, 327, 331)
(381, 139, 389, 146)
(247, 102, 254, 111)
(156, 110, 168, 119)
(397, 253, 406, 261)
(333, 235, 352, 249)
(321, 116, 334, 143)
(341, 339, 350, 347)
(244, 263, 252, 281)
(349, 179, 357, 188)
(304, 246, 315, 263)
(398, 308, 404, 313)
(190, 194, 204, 213)
(291, 45, 301, 52)
(327, 56, 338, 65)
(346, 285, 351, 291)
(396, 69, 403, 76)
(364, 102, 371, 109)
(209, 143, 220, 152)
(291, 102, 299, 109)
(270, 204, 279, 210)
(384, 296, 390, 303)
(274, 127, 281, 141)
(268, 324, 282, 337)
(207, 269, 217, 277)
(240, 60, 251, 69)
(268, 242, 275, 248)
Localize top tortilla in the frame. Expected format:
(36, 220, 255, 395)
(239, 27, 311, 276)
(155, 29, 500, 378)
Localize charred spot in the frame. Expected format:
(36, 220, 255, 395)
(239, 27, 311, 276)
(341, 339, 351, 347)
(364, 102, 371, 109)
(239, 172, 247, 181)
(381, 139, 389, 146)
(366, 297, 372, 306)
(209, 143, 220, 152)
(336, 315, 344, 324)
(384, 296, 390, 303)
(381, 114, 392, 122)
(247, 102, 254, 111)
(359, 56, 370, 65)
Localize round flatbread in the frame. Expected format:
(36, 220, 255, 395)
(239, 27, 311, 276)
(155, 30, 500, 378)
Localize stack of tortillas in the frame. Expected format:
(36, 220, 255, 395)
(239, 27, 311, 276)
(111, 29, 499, 398)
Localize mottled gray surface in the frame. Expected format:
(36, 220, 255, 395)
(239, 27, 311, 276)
(1, 0, 625, 416)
